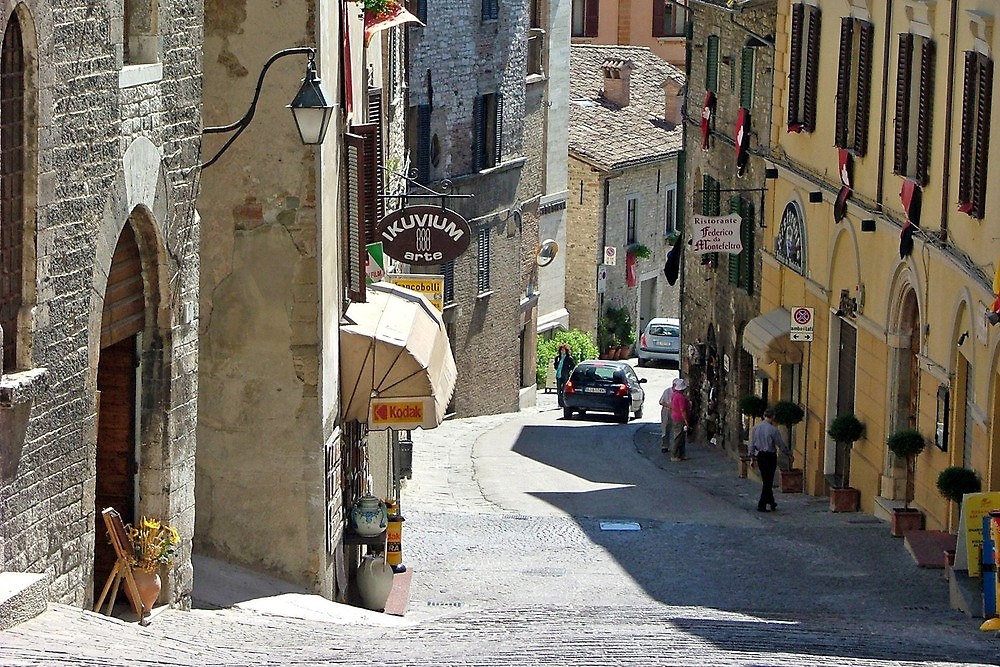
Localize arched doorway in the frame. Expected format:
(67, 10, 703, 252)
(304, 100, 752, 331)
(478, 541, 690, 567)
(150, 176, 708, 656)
(884, 288, 920, 498)
(93, 221, 145, 592)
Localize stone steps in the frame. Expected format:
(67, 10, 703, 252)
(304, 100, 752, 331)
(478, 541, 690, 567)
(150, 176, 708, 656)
(0, 572, 49, 630)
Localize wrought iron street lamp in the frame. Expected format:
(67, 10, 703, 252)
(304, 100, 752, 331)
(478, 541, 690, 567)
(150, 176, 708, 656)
(201, 47, 334, 169)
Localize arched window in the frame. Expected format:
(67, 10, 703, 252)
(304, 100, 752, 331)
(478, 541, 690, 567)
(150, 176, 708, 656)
(1, 13, 25, 371)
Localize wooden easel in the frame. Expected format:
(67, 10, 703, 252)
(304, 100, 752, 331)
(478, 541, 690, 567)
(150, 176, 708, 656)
(93, 507, 147, 625)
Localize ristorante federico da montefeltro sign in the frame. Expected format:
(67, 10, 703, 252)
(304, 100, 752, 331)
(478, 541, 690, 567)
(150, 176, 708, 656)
(376, 205, 472, 265)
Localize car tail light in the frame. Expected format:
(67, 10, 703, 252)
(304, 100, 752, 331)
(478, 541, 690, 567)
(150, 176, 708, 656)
(564, 380, 576, 394)
(615, 384, 628, 397)
(640, 333, 647, 347)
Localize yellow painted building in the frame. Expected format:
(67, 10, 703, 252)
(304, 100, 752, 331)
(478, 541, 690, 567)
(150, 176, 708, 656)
(752, 0, 998, 530)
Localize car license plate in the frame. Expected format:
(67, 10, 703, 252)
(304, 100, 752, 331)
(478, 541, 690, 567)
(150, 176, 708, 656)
(584, 387, 606, 394)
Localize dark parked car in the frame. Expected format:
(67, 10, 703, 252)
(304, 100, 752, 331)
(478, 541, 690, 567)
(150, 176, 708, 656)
(562, 360, 647, 423)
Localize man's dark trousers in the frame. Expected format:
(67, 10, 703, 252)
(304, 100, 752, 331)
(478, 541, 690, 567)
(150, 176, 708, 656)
(756, 451, 777, 510)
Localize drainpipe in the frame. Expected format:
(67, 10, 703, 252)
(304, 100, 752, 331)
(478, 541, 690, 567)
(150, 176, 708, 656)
(875, 1, 893, 210)
(939, 0, 959, 242)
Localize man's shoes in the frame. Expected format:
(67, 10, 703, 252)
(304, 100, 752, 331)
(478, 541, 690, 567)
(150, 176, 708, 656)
(769, 503, 778, 511)
(670, 456, 682, 462)
(661, 448, 670, 453)
(757, 506, 770, 512)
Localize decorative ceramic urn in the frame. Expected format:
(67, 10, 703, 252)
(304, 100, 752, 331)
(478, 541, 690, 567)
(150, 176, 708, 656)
(350, 495, 388, 536)
(356, 554, 394, 611)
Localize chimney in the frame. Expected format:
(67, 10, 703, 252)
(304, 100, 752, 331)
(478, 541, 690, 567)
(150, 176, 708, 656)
(662, 79, 684, 127)
(601, 59, 634, 107)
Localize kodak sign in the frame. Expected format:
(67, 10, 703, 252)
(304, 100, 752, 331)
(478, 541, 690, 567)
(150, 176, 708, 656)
(369, 397, 433, 430)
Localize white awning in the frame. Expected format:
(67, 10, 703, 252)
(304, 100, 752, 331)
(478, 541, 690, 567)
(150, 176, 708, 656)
(742, 307, 802, 365)
(340, 282, 457, 429)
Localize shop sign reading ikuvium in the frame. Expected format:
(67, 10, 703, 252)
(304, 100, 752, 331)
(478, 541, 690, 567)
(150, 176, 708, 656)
(376, 205, 472, 265)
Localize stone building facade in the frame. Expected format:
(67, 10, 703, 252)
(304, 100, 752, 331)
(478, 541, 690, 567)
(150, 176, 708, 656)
(406, 0, 551, 417)
(0, 0, 203, 610)
(680, 0, 776, 457)
(566, 45, 684, 349)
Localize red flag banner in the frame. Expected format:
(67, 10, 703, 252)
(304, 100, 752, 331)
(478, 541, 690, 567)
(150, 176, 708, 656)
(364, 4, 423, 45)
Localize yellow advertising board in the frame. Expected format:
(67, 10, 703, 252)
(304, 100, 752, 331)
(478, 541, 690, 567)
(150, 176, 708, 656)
(387, 274, 444, 311)
(956, 492, 1000, 577)
(369, 397, 434, 430)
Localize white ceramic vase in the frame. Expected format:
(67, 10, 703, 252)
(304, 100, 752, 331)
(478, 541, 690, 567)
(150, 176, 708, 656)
(350, 495, 388, 536)
(356, 554, 394, 611)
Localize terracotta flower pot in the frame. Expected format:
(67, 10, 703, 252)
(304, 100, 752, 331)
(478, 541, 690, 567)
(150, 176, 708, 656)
(779, 468, 803, 493)
(127, 570, 161, 616)
(890, 507, 924, 537)
(829, 486, 860, 512)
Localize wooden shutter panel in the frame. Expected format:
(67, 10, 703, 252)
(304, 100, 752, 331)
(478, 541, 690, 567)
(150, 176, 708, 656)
(740, 47, 754, 108)
(803, 6, 821, 132)
(493, 93, 503, 166)
(653, 1, 666, 38)
(354, 123, 379, 245)
(472, 95, 484, 172)
(958, 51, 977, 208)
(893, 33, 913, 175)
(853, 21, 874, 156)
(915, 39, 935, 185)
(972, 55, 993, 218)
(706, 35, 720, 93)
(477, 227, 491, 292)
(584, 0, 599, 37)
(835, 18, 853, 149)
(101, 224, 145, 349)
(787, 3, 804, 128)
(344, 133, 367, 303)
(441, 260, 455, 304)
(728, 197, 741, 286)
(742, 202, 754, 292)
(417, 104, 431, 183)
(366, 89, 385, 224)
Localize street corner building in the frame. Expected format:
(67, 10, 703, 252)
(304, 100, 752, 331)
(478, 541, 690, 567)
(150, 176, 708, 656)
(0, 1, 203, 614)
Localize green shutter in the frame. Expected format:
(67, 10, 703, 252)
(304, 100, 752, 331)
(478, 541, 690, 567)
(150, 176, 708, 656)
(728, 197, 741, 285)
(740, 47, 755, 108)
(741, 202, 754, 293)
(706, 35, 720, 92)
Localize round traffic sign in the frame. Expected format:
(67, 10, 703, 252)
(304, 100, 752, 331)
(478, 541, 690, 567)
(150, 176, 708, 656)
(792, 307, 812, 326)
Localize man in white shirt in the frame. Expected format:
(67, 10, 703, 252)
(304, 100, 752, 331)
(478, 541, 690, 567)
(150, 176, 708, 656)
(748, 407, 788, 512)
(658, 379, 679, 452)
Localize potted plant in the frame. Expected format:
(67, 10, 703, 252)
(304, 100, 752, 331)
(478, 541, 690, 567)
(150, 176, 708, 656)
(773, 400, 805, 493)
(738, 395, 767, 478)
(936, 467, 981, 566)
(886, 428, 927, 536)
(625, 243, 652, 260)
(603, 306, 636, 359)
(124, 516, 181, 616)
(827, 413, 864, 512)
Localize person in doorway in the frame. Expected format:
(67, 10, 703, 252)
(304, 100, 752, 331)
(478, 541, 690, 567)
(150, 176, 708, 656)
(669, 378, 691, 461)
(748, 407, 788, 512)
(554, 344, 576, 408)
(659, 378, 681, 452)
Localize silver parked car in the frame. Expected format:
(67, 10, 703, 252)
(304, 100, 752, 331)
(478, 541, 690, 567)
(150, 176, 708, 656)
(637, 317, 680, 367)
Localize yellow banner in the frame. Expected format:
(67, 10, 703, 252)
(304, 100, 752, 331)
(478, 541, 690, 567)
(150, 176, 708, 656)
(959, 492, 1000, 577)
(387, 274, 444, 311)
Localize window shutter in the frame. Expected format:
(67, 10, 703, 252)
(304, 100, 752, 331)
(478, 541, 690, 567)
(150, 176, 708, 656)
(366, 89, 386, 224)
(834, 17, 853, 149)
(0, 14, 25, 370)
(893, 33, 913, 176)
(728, 197, 741, 286)
(584, 0, 599, 37)
(354, 123, 379, 245)
(740, 47, 754, 109)
(417, 104, 431, 183)
(853, 21, 874, 156)
(958, 51, 977, 209)
(472, 95, 484, 171)
(972, 55, 993, 219)
(787, 3, 803, 128)
(441, 261, 455, 304)
(344, 133, 368, 303)
(742, 202, 754, 292)
(706, 35, 720, 93)
(652, 0, 665, 38)
(915, 39, 935, 185)
(803, 6, 821, 132)
(493, 93, 503, 166)
(476, 227, 491, 293)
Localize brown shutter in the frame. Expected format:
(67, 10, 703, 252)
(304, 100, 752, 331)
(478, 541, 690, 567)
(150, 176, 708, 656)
(853, 21, 874, 156)
(915, 39, 935, 185)
(958, 51, 977, 209)
(787, 3, 804, 128)
(354, 123, 379, 244)
(101, 225, 144, 349)
(835, 17, 853, 148)
(472, 95, 484, 171)
(493, 93, 503, 166)
(803, 6, 821, 132)
(893, 33, 913, 175)
(652, 1, 666, 38)
(584, 0, 599, 37)
(972, 55, 993, 218)
(366, 89, 385, 224)
(344, 133, 367, 303)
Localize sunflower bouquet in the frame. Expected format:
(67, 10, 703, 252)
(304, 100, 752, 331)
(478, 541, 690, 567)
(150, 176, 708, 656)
(127, 517, 180, 573)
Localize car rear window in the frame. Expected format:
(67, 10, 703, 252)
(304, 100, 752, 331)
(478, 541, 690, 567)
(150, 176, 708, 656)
(572, 365, 619, 383)
(648, 325, 679, 337)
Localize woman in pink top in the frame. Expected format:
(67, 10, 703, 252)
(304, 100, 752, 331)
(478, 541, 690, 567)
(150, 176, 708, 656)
(669, 378, 691, 461)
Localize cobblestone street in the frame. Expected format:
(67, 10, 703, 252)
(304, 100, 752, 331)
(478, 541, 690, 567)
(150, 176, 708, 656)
(3, 378, 1000, 666)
